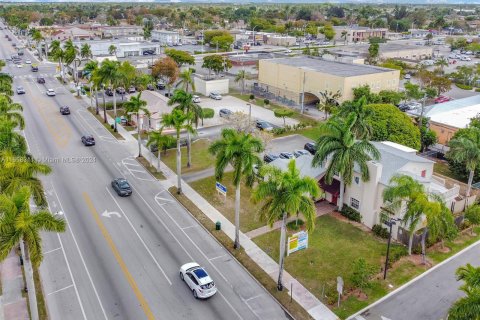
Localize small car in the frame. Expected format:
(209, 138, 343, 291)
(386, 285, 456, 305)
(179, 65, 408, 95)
(293, 149, 310, 158)
(46, 89, 56, 96)
(255, 120, 273, 131)
(81, 135, 95, 146)
(263, 153, 279, 163)
(16, 86, 25, 94)
(105, 88, 113, 96)
(285, 49, 292, 53)
(37, 77, 45, 84)
(219, 108, 233, 118)
(404, 74, 411, 80)
(25, 59, 31, 64)
(146, 84, 155, 91)
(111, 178, 132, 197)
(279, 152, 295, 159)
(128, 86, 136, 93)
(434, 95, 452, 104)
(193, 95, 201, 103)
(116, 87, 126, 94)
(60, 106, 70, 115)
(156, 82, 166, 90)
(179, 262, 217, 299)
(209, 91, 222, 100)
(304, 142, 316, 155)
(16, 63, 23, 68)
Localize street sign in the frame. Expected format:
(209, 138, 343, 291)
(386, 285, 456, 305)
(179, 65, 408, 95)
(337, 276, 343, 294)
(116, 117, 121, 124)
(215, 181, 227, 196)
(287, 231, 309, 256)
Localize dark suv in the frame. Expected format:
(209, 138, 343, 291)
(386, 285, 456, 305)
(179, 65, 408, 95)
(263, 153, 279, 163)
(81, 135, 95, 146)
(37, 77, 45, 84)
(156, 82, 166, 90)
(60, 106, 70, 115)
(304, 142, 316, 155)
(105, 88, 113, 96)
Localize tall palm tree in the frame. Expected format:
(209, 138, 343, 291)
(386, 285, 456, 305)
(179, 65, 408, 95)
(124, 92, 150, 157)
(84, 60, 100, 114)
(448, 128, 480, 198)
(0, 95, 24, 129)
(312, 117, 380, 211)
(336, 96, 373, 139)
(108, 44, 117, 56)
(97, 60, 120, 131)
(449, 263, 480, 320)
(434, 57, 448, 73)
(161, 109, 194, 194)
(64, 39, 79, 83)
(0, 119, 27, 156)
(49, 40, 66, 82)
(80, 43, 92, 60)
(252, 160, 320, 290)
(341, 30, 348, 44)
(209, 128, 264, 249)
(168, 89, 203, 168)
(177, 68, 196, 93)
(31, 30, 44, 60)
(146, 127, 175, 170)
(234, 69, 249, 95)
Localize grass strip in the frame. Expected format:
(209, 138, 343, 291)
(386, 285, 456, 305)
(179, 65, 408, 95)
(87, 108, 124, 140)
(136, 156, 165, 180)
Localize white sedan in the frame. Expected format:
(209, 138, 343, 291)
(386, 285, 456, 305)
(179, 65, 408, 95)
(179, 262, 217, 299)
(46, 89, 56, 96)
(16, 63, 23, 68)
(25, 59, 31, 64)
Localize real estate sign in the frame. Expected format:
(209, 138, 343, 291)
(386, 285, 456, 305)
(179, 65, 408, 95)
(215, 181, 227, 196)
(287, 231, 308, 256)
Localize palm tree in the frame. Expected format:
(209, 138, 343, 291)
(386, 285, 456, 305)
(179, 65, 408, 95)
(448, 128, 480, 198)
(64, 39, 79, 83)
(209, 128, 264, 249)
(252, 160, 320, 290)
(312, 117, 380, 211)
(108, 44, 117, 56)
(80, 43, 92, 60)
(177, 68, 196, 93)
(161, 109, 194, 194)
(31, 30, 44, 60)
(84, 60, 100, 114)
(146, 127, 175, 170)
(448, 263, 480, 320)
(49, 40, 66, 82)
(435, 57, 448, 73)
(124, 93, 150, 157)
(341, 30, 348, 44)
(234, 69, 250, 95)
(168, 89, 203, 168)
(0, 95, 24, 129)
(97, 60, 120, 131)
(0, 71, 13, 97)
(0, 119, 27, 156)
(336, 96, 373, 139)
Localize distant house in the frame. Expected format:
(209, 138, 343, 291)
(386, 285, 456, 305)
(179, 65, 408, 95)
(151, 30, 180, 45)
(270, 141, 461, 241)
(49, 27, 92, 41)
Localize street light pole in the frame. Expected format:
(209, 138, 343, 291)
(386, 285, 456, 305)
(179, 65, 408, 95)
(383, 219, 395, 280)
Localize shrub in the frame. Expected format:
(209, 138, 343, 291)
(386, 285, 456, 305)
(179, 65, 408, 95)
(264, 99, 270, 105)
(476, 88, 480, 92)
(272, 127, 287, 135)
(385, 245, 408, 267)
(287, 219, 304, 231)
(456, 83, 473, 90)
(340, 205, 362, 222)
(350, 258, 376, 289)
(372, 224, 389, 239)
(201, 107, 214, 119)
(249, 94, 255, 100)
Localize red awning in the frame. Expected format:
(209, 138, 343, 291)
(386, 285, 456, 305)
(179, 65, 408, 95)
(319, 177, 340, 197)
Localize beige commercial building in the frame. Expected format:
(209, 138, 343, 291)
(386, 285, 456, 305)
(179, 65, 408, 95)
(331, 43, 433, 61)
(333, 26, 387, 43)
(258, 57, 400, 104)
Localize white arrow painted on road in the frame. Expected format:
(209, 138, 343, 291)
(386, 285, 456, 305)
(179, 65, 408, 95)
(101, 210, 121, 218)
(381, 316, 393, 320)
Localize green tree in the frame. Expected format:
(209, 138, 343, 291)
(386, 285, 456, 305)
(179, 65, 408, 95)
(448, 264, 480, 320)
(31, 30, 44, 60)
(341, 30, 348, 44)
(146, 127, 175, 170)
(124, 92, 150, 157)
(202, 55, 231, 78)
(108, 45, 117, 56)
(312, 116, 380, 211)
(161, 109, 194, 194)
(273, 109, 294, 127)
(321, 23, 335, 41)
(464, 204, 480, 235)
(252, 160, 319, 290)
(177, 68, 196, 93)
(317, 90, 341, 120)
(0, 119, 27, 156)
(152, 57, 179, 94)
(80, 43, 92, 60)
(49, 40, 66, 82)
(211, 34, 234, 51)
(337, 96, 373, 139)
(234, 70, 250, 95)
(165, 48, 195, 67)
(0, 95, 24, 129)
(367, 43, 379, 64)
(209, 128, 264, 249)
(434, 57, 448, 73)
(96, 59, 121, 131)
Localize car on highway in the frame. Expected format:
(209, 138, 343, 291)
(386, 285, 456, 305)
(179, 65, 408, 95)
(156, 82, 166, 90)
(16, 86, 25, 94)
(81, 135, 95, 146)
(179, 262, 217, 299)
(219, 108, 233, 118)
(128, 86, 136, 93)
(111, 178, 132, 197)
(46, 89, 56, 96)
(25, 59, 31, 64)
(193, 95, 201, 103)
(255, 120, 273, 131)
(293, 149, 310, 157)
(60, 106, 70, 115)
(37, 77, 45, 84)
(434, 95, 452, 104)
(279, 152, 295, 159)
(263, 153, 279, 163)
(31, 64, 38, 72)
(304, 142, 316, 155)
(209, 91, 222, 100)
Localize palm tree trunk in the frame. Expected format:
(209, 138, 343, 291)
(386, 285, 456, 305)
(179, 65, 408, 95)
(242, 78, 245, 95)
(20, 240, 39, 320)
(277, 211, 287, 291)
(408, 232, 414, 255)
(95, 86, 99, 115)
(113, 89, 117, 132)
(102, 90, 107, 123)
(187, 132, 191, 168)
(467, 169, 474, 198)
(234, 182, 241, 249)
(137, 114, 142, 157)
(157, 146, 161, 171)
(176, 134, 182, 194)
(338, 177, 345, 211)
(421, 228, 428, 265)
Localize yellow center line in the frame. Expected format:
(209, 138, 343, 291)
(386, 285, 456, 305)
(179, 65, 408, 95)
(82, 192, 155, 320)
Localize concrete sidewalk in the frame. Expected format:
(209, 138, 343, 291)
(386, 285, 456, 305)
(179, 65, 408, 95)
(0, 250, 29, 320)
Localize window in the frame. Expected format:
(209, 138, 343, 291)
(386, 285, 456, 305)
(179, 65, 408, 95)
(351, 198, 360, 209)
(421, 170, 426, 178)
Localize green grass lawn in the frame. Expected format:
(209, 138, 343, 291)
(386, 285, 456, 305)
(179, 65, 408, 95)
(87, 108, 124, 140)
(433, 161, 467, 183)
(161, 139, 215, 175)
(189, 172, 266, 232)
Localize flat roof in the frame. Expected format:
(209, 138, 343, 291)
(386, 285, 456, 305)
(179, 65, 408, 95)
(263, 57, 396, 77)
(334, 43, 431, 53)
(425, 95, 480, 129)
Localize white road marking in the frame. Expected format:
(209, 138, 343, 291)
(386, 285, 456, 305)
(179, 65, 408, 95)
(244, 294, 262, 303)
(208, 254, 226, 261)
(101, 210, 121, 219)
(43, 247, 62, 255)
(50, 182, 108, 320)
(47, 284, 74, 296)
(154, 193, 174, 206)
(105, 187, 172, 285)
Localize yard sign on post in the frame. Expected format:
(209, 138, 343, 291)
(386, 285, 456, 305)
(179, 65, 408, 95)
(337, 276, 343, 307)
(215, 181, 227, 202)
(287, 231, 308, 256)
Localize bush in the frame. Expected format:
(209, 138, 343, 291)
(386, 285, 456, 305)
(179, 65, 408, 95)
(456, 83, 473, 90)
(340, 205, 362, 223)
(249, 94, 255, 100)
(372, 224, 389, 239)
(272, 127, 287, 135)
(264, 99, 270, 105)
(350, 258, 376, 289)
(475, 88, 480, 92)
(201, 107, 214, 119)
(287, 219, 304, 231)
(385, 245, 408, 267)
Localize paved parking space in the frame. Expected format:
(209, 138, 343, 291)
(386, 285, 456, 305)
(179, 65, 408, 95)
(268, 134, 313, 154)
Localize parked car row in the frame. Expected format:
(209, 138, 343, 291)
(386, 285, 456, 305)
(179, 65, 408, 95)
(263, 142, 317, 164)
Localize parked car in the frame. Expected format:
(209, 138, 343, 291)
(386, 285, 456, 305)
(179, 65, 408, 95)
(46, 89, 56, 96)
(293, 149, 310, 158)
(146, 84, 155, 91)
(434, 95, 452, 104)
(37, 77, 45, 84)
(116, 87, 126, 94)
(111, 178, 132, 197)
(255, 120, 273, 131)
(209, 91, 222, 100)
(193, 95, 201, 103)
(128, 86, 136, 93)
(219, 108, 233, 118)
(263, 153, 279, 163)
(81, 135, 95, 146)
(105, 88, 113, 96)
(404, 74, 411, 80)
(143, 50, 155, 55)
(279, 152, 295, 159)
(179, 262, 217, 299)
(60, 106, 70, 115)
(25, 59, 31, 64)
(164, 92, 173, 97)
(304, 142, 316, 155)
(460, 56, 471, 61)
(16, 86, 25, 94)
(156, 82, 166, 90)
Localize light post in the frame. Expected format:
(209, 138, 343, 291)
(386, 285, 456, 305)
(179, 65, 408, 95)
(129, 111, 143, 157)
(252, 26, 259, 47)
(381, 210, 402, 280)
(246, 103, 252, 128)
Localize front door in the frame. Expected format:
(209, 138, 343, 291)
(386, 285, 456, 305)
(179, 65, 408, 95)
(331, 194, 338, 206)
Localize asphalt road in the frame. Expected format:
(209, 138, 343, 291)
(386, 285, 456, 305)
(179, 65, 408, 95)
(2, 26, 290, 320)
(350, 241, 480, 320)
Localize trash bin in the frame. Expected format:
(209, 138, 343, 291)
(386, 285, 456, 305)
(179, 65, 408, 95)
(215, 221, 221, 231)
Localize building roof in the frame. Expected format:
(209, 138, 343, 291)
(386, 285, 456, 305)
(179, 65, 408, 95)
(270, 155, 326, 180)
(423, 95, 480, 129)
(152, 30, 179, 34)
(263, 57, 395, 77)
(333, 43, 431, 55)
